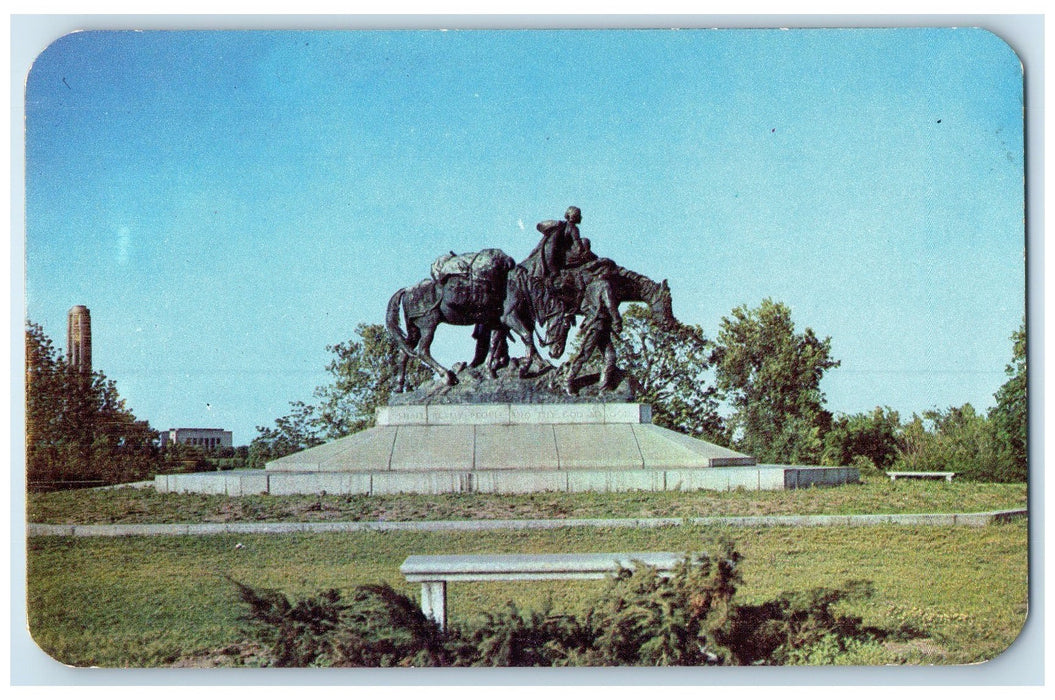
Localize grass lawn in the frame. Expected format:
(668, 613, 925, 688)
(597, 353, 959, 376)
(26, 520, 1028, 668)
(26, 478, 1027, 525)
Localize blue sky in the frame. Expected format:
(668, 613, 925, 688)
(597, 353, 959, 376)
(24, 28, 1025, 444)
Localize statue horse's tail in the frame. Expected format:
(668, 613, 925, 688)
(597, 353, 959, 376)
(386, 287, 417, 360)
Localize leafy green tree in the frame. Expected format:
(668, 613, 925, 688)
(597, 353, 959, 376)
(610, 304, 726, 442)
(249, 323, 431, 466)
(988, 321, 1027, 481)
(314, 323, 432, 435)
(26, 321, 160, 490)
(248, 401, 326, 467)
(893, 323, 1027, 483)
(26, 322, 67, 481)
(895, 404, 1003, 481)
(821, 407, 903, 471)
(713, 299, 840, 464)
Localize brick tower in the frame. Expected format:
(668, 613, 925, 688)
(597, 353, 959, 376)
(67, 305, 92, 374)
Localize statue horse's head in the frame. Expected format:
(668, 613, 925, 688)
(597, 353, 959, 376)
(540, 305, 573, 360)
(650, 279, 676, 329)
(530, 276, 575, 360)
(544, 312, 574, 359)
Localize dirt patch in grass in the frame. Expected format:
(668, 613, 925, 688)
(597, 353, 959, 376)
(170, 642, 271, 668)
(206, 501, 246, 523)
(882, 637, 949, 663)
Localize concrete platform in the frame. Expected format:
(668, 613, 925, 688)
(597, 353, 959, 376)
(154, 464, 859, 495)
(152, 403, 858, 495)
(265, 403, 755, 474)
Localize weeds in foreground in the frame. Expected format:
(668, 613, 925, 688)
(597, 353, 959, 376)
(233, 541, 906, 667)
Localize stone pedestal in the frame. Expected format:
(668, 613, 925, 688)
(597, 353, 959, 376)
(265, 402, 755, 475)
(155, 403, 860, 495)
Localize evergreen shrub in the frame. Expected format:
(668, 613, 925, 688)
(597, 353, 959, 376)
(233, 542, 899, 667)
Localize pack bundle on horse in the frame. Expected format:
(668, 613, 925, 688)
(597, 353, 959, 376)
(430, 249, 510, 302)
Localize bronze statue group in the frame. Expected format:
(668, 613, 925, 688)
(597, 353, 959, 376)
(387, 206, 674, 396)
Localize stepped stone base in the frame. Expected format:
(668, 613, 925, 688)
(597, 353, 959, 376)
(265, 403, 754, 473)
(154, 403, 859, 495)
(155, 464, 859, 496)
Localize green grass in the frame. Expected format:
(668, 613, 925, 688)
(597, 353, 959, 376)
(26, 521, 1028, 667)
(27, 478, 1028, 525)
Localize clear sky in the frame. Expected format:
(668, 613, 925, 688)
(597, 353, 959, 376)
(24, 28, 1025, 445)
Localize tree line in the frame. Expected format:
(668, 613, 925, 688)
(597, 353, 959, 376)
(25, 295, 1026, 488)
(26, 322, 161, 490)
(25, 321, 248, 491)
(252, 299, 1027, 482)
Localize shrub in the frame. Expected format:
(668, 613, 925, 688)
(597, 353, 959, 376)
(456, 601, 595, 667)
(579, 544, 741, 665)
(232, 544, 895, 667)
(229, 578, 449, 667)
(716, 580, 885, 665)
(230, 579, 344, 667)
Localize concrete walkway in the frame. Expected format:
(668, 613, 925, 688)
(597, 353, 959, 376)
(26, 508, 1027, 537)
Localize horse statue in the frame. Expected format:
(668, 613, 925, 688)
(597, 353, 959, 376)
(386, 220, 675, 395)
(386, 248, 573, 391)
(556, 258, 675, 394)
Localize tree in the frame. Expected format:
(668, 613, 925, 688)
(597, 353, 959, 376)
(610, 304, 725, 442)
(25, 322, 66, 480)
(821, 407, 903, 471)
(249, 323, 431, 466)
(988, 320, 1027, 481)
(247, 400, 326, 468)
(892, 322, 1027, 483)
(26, 321, 160, 490)
(314, 323, 432, 436)
(713, 299, 840, 464)
(895, 404, 1003, 481)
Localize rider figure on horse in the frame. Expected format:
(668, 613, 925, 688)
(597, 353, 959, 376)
(532, 206, 585, 280)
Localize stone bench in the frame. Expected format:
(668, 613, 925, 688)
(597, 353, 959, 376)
(400, 552, 692, 629)
(886, 471, 957, 483)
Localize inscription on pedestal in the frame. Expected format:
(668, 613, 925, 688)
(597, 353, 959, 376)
(377, 402, 650, 426)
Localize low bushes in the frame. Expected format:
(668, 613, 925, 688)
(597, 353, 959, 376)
(233, 541, 901, 667)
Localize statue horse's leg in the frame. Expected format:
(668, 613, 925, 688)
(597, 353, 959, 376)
(397, 352, 408, 393)
(469, 324, 490, 368)
(599, 332, 618, 390)
(564, 327, 600, 395)
(488, 328, 510, 373)
(500, 300, 537, 377)
(512, 323, 545, 378)
(413, 314, 458, 386)
(481, 326, 511, 377)
(395, 321, 421, 393)
(500, 271, 556, 377)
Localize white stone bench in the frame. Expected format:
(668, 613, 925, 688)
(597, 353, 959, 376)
(400, 552, 691, 629)
(886, 471, 957, 483)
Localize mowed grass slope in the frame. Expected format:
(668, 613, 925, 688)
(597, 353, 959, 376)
(26, 521, 1028, 668)
(27, 479, 1027, 525)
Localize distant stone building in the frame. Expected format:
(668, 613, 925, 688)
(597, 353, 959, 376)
(160, 428, 233, 450)
(67, 305, 91, 374)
